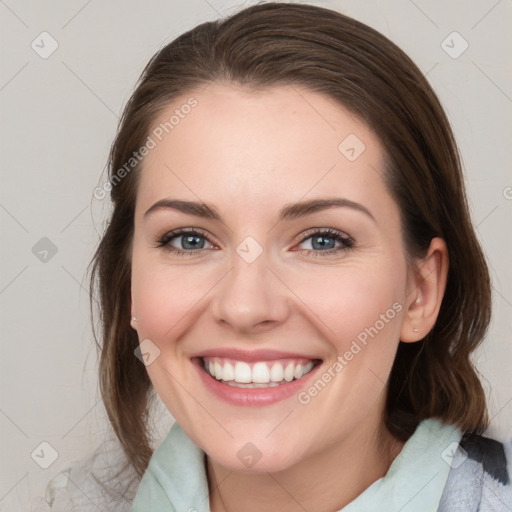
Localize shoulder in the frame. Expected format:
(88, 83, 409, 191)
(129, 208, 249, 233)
(438, 430, 512, 511)
(44, 436, 140, 511)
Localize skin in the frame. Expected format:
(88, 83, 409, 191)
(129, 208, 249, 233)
(129, 82, 448, 511)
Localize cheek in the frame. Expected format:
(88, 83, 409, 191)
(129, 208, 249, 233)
(131, 253, 214, 343)
(301, 266, 405, 418)
(297, 262, 404, 348)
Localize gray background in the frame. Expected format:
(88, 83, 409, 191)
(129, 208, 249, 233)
(1, 0, 511, 509)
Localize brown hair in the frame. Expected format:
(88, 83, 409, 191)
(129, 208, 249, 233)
(88, 1, 491, 480)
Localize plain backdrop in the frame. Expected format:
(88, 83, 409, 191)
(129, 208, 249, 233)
(1, 0, 511, 509)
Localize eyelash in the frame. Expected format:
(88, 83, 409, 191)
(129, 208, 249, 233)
(154, 227, 354, 258)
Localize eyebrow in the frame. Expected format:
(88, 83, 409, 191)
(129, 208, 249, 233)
(144, 197, 376, 223)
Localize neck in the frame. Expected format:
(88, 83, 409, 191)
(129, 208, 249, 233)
(207, 415, 405, 512)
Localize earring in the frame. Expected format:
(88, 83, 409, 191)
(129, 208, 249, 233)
(413, 328, 419, 332)
(131, 316, 137, 322)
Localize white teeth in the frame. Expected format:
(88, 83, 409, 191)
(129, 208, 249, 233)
(214, 360, 223, 380)
(284, 362, 295, 382)
(270, 362, 284, 382)
(226, 381, 280, 388)
(203, 357, 317, 385)
(252, 362, 270, 384)
(234, 361, 252, 383)
(222, 361, 234, 381)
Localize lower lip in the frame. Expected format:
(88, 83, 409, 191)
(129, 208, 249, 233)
(193, 358, 321, 406)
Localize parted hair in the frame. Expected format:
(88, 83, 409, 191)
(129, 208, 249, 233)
(88, 2, 491, 480)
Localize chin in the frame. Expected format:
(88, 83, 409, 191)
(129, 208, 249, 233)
(205, 436, 307, 474)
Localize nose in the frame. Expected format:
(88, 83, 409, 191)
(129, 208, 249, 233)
(211, 248, 290, 334)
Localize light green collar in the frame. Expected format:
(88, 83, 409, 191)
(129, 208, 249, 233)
(132, 421, 210, 511)
(341, 418, 461, 511)
(131, 418, 461, 511)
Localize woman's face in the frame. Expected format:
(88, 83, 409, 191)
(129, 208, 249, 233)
(130, 82, 414, 472)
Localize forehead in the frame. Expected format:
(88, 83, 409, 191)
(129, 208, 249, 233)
(135, 82, 394, 221)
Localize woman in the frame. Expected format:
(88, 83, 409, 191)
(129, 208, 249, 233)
(46, 2, 511, 510)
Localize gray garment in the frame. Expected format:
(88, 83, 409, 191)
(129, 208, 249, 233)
(438, 433, 512, 511)
(45, 434, 138, 512)
(45, 429, 512, 511)
(45, 399, 172, 512)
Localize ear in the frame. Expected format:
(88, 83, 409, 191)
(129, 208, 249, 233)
(400, 237, 449, 343)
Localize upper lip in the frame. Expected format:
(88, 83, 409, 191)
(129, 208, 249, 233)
(191, 348, 321, 362)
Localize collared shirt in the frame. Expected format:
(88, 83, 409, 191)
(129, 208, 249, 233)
(131, 418, 462, 511)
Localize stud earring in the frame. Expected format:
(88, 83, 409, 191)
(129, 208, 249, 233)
(413, 327, 419, 332)
(131, 316, 137, 322)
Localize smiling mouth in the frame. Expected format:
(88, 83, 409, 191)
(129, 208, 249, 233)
(200, 356, 321, 388)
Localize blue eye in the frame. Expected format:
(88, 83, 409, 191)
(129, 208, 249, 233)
(155, 229, 214, 257)
(154, 227, 354, 257)
(295, 228, 354, 256)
